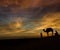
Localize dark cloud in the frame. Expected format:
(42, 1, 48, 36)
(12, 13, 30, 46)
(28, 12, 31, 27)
(0, 0, 60, 24)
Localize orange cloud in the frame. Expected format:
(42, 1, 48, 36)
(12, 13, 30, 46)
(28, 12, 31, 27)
(0, 17, 25, 35)
(0, 0, 60, 8)
(25, 12, 60, 33)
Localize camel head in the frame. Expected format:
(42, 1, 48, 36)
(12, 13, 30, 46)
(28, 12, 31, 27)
(43, 29, 46, 32)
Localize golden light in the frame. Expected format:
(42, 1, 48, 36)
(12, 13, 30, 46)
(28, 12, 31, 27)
(15, 21, 22, 28)
(9, 21, 22, 29)
(24, 12, 60, 34)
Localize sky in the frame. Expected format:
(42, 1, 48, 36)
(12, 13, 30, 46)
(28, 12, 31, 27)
(0, 0, 60, 38)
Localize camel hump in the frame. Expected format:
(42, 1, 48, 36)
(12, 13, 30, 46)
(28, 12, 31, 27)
(43, 28, 53, 32)
(46, 28, 53, 30)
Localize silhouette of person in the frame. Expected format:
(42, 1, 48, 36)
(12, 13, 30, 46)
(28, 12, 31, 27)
(40, 32, 42, 38)
(55, 30, 59, 36)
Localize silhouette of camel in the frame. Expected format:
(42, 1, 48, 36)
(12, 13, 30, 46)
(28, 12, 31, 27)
(43, 28, 53, 36)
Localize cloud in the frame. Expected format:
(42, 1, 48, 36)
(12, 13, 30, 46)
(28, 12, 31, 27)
(0, 0, 60, 7)
(0, 17, 25, 35)
(25, 12, 60, 33)
(0, 0, 60, 37)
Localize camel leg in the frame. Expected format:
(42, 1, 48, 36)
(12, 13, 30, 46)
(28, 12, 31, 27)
(52, 31, 53, 36)
(47, 32, 49, 36)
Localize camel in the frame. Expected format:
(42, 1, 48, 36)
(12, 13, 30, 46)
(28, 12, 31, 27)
(43, 28, 53, 36)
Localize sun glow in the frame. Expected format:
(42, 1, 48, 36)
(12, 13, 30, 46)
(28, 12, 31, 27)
(15, 21, 22, 28)
(8, 21, 22, 29)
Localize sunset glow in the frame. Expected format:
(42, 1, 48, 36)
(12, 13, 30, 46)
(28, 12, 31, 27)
(0, 0, 60, 39)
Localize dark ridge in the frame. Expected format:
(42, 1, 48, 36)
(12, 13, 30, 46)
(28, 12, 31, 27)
(0, 35, 60, 49)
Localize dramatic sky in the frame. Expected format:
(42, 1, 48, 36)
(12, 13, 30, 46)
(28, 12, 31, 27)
(0, 0, 60, 38)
